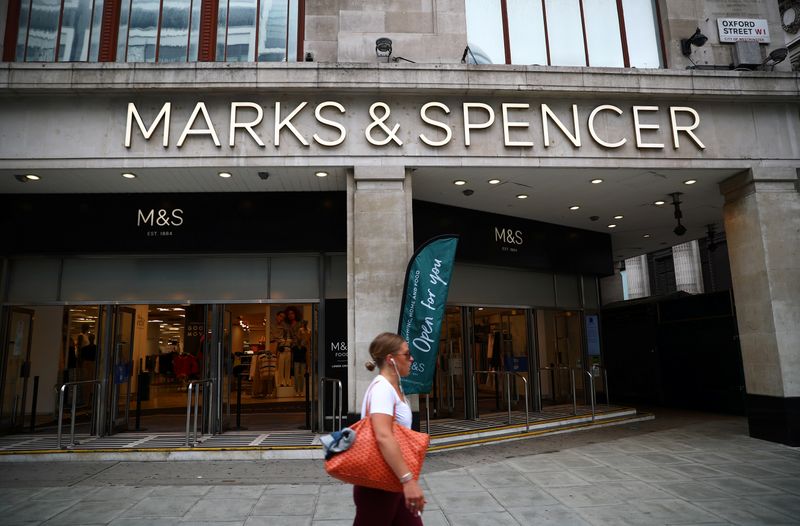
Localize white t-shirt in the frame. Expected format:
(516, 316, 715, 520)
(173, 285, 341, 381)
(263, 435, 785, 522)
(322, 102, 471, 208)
(361, 375, 413, 429)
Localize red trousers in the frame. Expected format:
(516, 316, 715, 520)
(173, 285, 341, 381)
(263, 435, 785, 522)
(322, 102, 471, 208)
(353, 485, 424, 526)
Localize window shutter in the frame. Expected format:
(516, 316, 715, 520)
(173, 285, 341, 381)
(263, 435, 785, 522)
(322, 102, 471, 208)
(197, 0, 218, 62)
(3, 0, 22, 62)
(98, 0, 122, 62)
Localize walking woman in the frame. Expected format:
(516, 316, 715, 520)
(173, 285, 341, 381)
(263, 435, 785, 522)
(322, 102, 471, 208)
(354, 332, 426, 525)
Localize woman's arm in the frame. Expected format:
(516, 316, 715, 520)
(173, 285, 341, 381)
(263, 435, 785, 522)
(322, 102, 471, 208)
(371, 413, 426, 514)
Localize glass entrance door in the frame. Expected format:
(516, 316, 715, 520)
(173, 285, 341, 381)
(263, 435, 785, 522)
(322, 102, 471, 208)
(536, 310, 584, 406)
(432, 307, 466, 419)
(110, 307, 136, 431)
(471, 307, 530, 415)
(0, 308, 34, 431)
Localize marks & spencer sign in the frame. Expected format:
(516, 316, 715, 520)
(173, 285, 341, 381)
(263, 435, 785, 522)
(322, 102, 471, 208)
(125, 100, 706, 152)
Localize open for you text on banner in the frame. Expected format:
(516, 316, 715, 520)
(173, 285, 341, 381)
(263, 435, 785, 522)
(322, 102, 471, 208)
(398, 235, 459, 395)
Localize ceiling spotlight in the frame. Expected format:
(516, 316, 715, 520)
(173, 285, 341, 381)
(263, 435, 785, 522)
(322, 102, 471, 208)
(684, 179, 697, 185)
(643, 234, 651, 238)
(569, 205, 580, 210)
(25, 174, 40, 181)
(654, 200, 666, 206)
(516, 194, 528, 199)
(376, 37, 393, 61)
(315, 171, 328, 178)
(122, 172, 137, 179)
(614, 215, 624, 219)
(681, 27, 708, 57)
(607, 224, 617, 228)
(218, 172, 232, 178)
(591, 178, 603, 184)
(488, 179, 501, 185)
(453, 180, 466, 186)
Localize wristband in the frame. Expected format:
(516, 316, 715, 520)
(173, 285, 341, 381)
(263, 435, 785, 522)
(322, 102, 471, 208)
(398, 472, 414, 484)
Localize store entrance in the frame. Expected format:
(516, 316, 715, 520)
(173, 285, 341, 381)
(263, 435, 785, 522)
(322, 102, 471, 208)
(535, 310, 586, 406)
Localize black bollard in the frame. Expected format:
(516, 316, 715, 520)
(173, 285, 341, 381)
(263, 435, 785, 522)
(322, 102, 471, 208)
(29, 376, 39, 433)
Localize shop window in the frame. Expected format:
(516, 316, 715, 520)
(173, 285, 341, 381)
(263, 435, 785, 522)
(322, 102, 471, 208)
(117, 0, 203, 62)
(215, 0, 300, 62)
(14, 0, 105, 62)
(465, 0, 664, 68)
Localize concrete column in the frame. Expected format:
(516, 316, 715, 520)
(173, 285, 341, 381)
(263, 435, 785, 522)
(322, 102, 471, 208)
(720, 166, 800, 446)
(347, 164, 414, 421)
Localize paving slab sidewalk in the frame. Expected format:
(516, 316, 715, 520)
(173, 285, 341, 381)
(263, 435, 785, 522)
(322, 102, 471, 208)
(1, 410, 798, 525)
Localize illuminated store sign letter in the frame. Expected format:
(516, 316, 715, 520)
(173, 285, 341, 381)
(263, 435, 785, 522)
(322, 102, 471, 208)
(633, 106, 664, 149)
(542, 104, 581, 148)
(463, 103, 495, 146)
(502, 103, 533, 147)
(313, 101, 347, 147)
(275, 102, 310, 146)
(670, 107, 705, 149)
(588, 105, 626, 148)
(229, 102, 265, 147)
(126, 102, 171, 148)
(177, 102, 221, 147)
(419, 102, 452, 147)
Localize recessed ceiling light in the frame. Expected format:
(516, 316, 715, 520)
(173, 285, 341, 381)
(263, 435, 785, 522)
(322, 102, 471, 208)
(643, 234, 651, 238)
(607, 224, 617, 228)
(614, 215, 624, 219)
(453, 180, 466, 186)
(488, 179, 501, 185)
(218, 172, 232, 178)
(315, 171, 328, 178)
(569, 205, 580, 210)
(591, 178, 603, 184)
(24, 174, 40, 181)
(122, 172, 137, 179)
(654, 200, 666, 206)
(516, 194, 528, 199)
(684, 179, 697, 185)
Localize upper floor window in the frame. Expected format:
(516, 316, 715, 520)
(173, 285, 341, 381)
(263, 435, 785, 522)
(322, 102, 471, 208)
(15, 0, 105, 62)
(116, 0, 203, 62)
(465, 0, 664, 68)
(6, 0, 302, 63)
(216, 0, 299, 62)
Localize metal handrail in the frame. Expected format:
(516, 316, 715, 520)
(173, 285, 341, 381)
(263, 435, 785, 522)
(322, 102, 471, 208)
(319, 377, 343, 431)
(57, 380, 101, 449)
(593, 365, 610, 405)
(472, 370, 530, 430)
(536, 366, 572, 413)
(185, 378, 213, 447)
(571, 368, 596, 421)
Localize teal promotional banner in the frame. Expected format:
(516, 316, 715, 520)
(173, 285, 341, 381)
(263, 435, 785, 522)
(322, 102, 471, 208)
(398, 235, 459, 395)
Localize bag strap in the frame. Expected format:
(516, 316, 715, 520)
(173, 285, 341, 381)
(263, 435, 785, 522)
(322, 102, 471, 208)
(364, 378, 397, 420)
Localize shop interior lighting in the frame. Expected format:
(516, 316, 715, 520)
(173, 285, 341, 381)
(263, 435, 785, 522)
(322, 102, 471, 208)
(680, 27, 708, 57)
(569, 205, 580, 210)
(591, 178, 603, 184)
(122, 172, 137, 179)
(488, 179, 501, 184)
(315, 171, 328, 178)
(654, 200, 666, 206)
(218, 172, 232, 178)
(453, 180, 466, 185)
(684, 179, 697, 185)
(516, 194, 528, 199)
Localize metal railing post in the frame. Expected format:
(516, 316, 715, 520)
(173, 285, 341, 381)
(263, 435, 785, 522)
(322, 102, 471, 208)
(319, 378, 343, 431)
(570, 369, 577, 415)
(185, 378, 213, 447)
(581, 370, 595, 421)
(57, 380, 102, 449)
(185, 383, 193, 447)
(57, 386, 66, 449)
(514, 372, 530, 431)
(505, 372, 512, 425)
